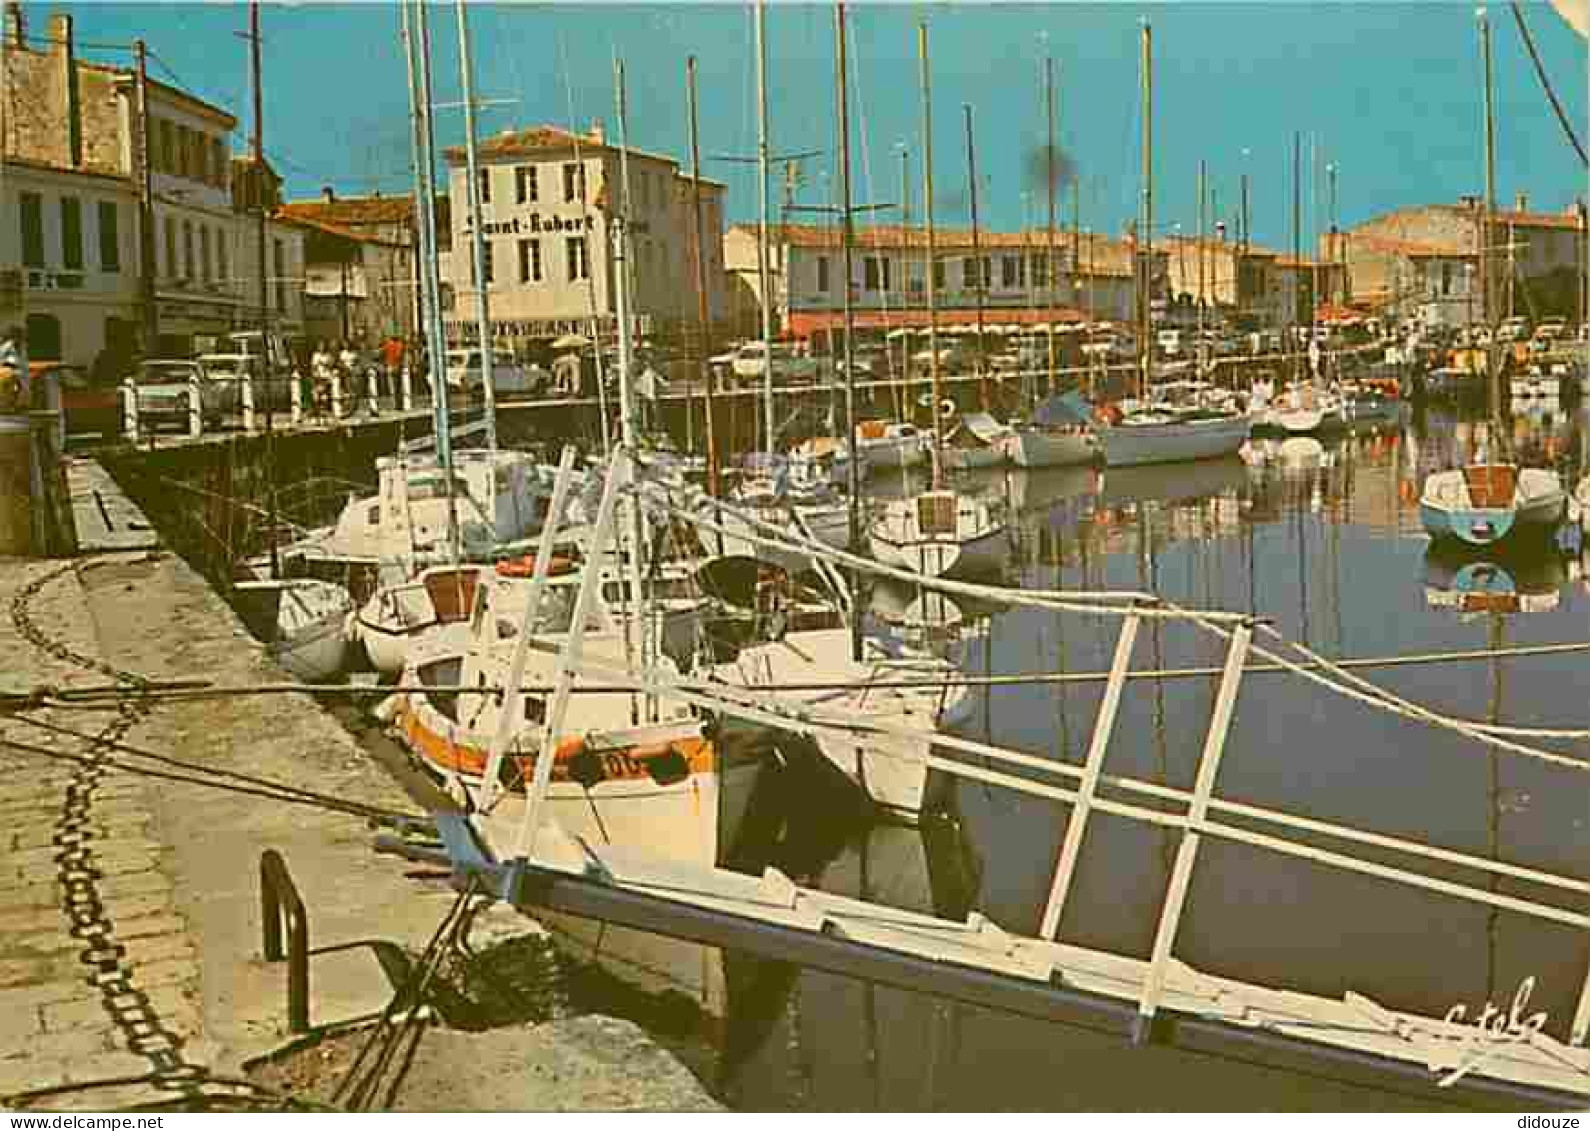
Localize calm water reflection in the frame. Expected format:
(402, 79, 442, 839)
(717, 403, 1590, 1110)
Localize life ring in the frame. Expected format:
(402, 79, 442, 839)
(496, 553, 575, 578)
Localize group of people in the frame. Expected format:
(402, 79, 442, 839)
(304, 336, 415, 417)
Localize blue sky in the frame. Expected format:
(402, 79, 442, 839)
(48, 2, 1590, 251)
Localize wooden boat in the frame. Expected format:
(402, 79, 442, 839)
(232, 577, 352, 681)
(868, 489, 1011, 581)
(1418, 464, 1566, 547)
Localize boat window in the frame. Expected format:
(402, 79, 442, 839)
(407, 475, 472, 502)
(366, 503, 380, 527)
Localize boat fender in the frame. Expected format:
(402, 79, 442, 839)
(371, 693, 401, 724)
(640, 745, 691, 787)
(566, 748, 607, 790)
(496, 554, 574, 579)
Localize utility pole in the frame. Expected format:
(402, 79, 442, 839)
(964, 103, 987, 410)
(687, 57, 719, 497)
(455, 0, 496, 449)
(133, 39, 157, 354)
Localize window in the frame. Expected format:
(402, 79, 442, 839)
(1441, 262, 1453, 297)
(562, 163, 585, 203)
(217, 230, 228, 282)
(158, 120, 173, 174)
(60, 198, 83, 270)
(273, 238, 286, 312)
(1002, 255, 1022, 288)
(183, 220, 194, 279)
(933, 259, 946, 290)
(178, 126, 191, 179)
(962, 256, 979, 288)
(478, 168, 492, 204)
(164, 216, 177, 277)
(515, 166, 537, 204)
(518, 238, 542, 283)
(566, 235, 588, 281)
(200, 225, 211, 282)
(863, 256, 891, 291)
(481, 241, 494, 286)
(20, 192, 44, 268)
(98, 202, 120, 272)
(1030, 252, 1049, 287)
(816, 255, 830, 292)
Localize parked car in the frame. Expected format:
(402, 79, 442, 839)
(1497, 315, 1530, 343)
(199, 353, 291, 411)
(443, 348, 539, 396)
(731, 341, 823, 385)
(130, 360, 228, 429)
(30, 361, 120, 443)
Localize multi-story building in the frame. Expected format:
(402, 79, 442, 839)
(0, 8, 305, 367)
(438, 123, 727, 353)
(1336, 196, 1588, 326)
(277, 189, 440, 346)
(1161, 236, 1346, 331)
(724, 223, 1159, 340)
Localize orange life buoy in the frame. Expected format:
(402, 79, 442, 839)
(496, 554, 574, 579)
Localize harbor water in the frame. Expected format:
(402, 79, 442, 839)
(705, 399, 1590, 1109)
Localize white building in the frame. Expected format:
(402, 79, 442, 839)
(439, 123, 727, 353)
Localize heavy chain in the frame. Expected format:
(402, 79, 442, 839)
(9, 561, 202, 1094)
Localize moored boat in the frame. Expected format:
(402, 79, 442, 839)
(868, 490, 1011, 581)
(1418, 464, 1566, 548)
(233, 577, 353, 681)
(1097, 407, 1251, 468)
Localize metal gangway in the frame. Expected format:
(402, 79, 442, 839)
(380, 445, 1590, 1109)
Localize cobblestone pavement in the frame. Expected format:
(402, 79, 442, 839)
(0, 556, 204, 1109)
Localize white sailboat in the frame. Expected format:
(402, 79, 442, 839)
(867, 22, 1012, 582)
(1097, 22, 1249, 469)
(233, 577, 353, 682)
(1418, 10, 1566, 550)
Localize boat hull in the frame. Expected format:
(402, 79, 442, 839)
(868, 524, 1011, 581)
(1099, 415, 1250, 467)
(1420, 467, 1567, 547)
(1006, 428, 1098, 469)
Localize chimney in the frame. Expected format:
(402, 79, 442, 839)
(1458, 194, 1479, 210)
(47, 14, 80, 168)
(588, 119, 605, 144)
(1514, 192, 1529, 214)
(4, 2, 23, 49)
(321, 185, 336, 204)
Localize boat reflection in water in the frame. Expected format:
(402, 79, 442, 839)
(1421, 543, 1576, 616)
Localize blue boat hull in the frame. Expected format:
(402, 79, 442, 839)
(1419, 502, 1517, 547)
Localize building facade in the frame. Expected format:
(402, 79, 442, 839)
(724, 223, 1158, 340)
(1, 8, 305, 367)
(1337, 197, 1588, 326)
(439, 124, 727, 354)
(1161, 236, 1347, 331)
(277, 189, 435, 346)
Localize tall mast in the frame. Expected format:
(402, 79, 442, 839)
(1292, 129, 1301, 380)
(836, 1, 861, 662)
(755, 0, 775, 453)
(1045, 55, 1057, 396)
(614, 57, 651, 720)
(919, 21, 941, 490)
(1138, 19, 1152, 400)
(965, 104, 987, 410)
(455, 0, 496, 450)
(1197, 158, 1206, 363)
(687, 57, 720, 497)
(898, 143, 911, 396)
(250, 1, 270, 433)
(412, 0, 459, 559)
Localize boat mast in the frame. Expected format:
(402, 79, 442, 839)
(836, 1, 861, 662)
(1292, 129, 1301, 383)
(1197, 158, 1206, 370)
(614, 58, 653, 722)
(687, 57, 720, 498)
(1045, 55, 1057, 396)
(755, 0, 776, 454)
(919, 22, 942, 491)
(407, 0, 459, 560)
(1480, 6, 1500, 433)
(1138, 19, 1153, 401)
(245, 0, 282, 579)
(455, 0, 496, 451)
(965, 104, 988, 411)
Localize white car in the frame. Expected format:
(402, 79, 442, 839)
(443, 349, 538, 396)
(730, 341, 822, 385)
